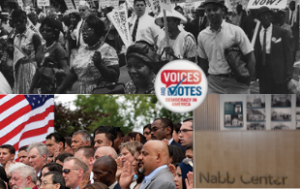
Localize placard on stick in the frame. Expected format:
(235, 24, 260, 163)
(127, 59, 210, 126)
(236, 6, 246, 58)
(247, 0, 287, 9)
(37, 0, 50, 7)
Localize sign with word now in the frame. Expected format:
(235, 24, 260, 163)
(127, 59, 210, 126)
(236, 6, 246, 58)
(37, 0, 50, 7)
(247, 0, 287, 9)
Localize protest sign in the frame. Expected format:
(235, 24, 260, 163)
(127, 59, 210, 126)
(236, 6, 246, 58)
(159, 0, 172, 12)
(107, 7, 132, 47)
(86, 0, 96, 8)
(24, 0, 33, 7)
(247, 0, 288, 9)
(65, 0, 76, 9)
(37, 0, 50, 7)
(111, 0, 120, 8)
(148, 0, 160, 14)
(225, 0, 248, 11)
(99, 0, 119, 8)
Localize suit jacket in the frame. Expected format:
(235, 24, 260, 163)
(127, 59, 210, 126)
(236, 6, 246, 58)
(113, 182, 121, 189)
(254, 25, 293, 84)
(139, 167, 176, 189)
(187, 15, 208, 39)
(170, 140, 186, 153)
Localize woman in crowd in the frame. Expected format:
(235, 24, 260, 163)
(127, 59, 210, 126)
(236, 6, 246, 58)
(155, 9, 197, 62)
(174, 162, 193, 189)
(11, 9, 41, 94)
(168, 145, 185, 165)
(56, 14, 119, 94)
(0, 38, 13, 93)
(29, 17, 69, 94)
(125, 41, 157, 94)
(123, 132, 147, 144)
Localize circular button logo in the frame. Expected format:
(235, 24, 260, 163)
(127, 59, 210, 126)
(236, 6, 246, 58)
(155, 60, 208, 113)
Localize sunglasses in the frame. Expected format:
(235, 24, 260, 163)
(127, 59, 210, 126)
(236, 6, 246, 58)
(62, 169, 78, 174)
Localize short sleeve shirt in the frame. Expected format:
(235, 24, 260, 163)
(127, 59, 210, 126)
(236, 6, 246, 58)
(198, 20, 253, 75)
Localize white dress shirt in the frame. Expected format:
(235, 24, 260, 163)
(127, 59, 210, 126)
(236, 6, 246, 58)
(259, 24, 273, 54)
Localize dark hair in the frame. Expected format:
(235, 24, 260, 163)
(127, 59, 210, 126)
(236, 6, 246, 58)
(27, 12, 37, 22)
(0, 166, 8, 184)
(11, 9, 27, 21)
(18, 146, 28, 152)
(54, 152, 73, 163)
(85, 14, 105, 38)
(168, 145, 185, 164)
(154, 118, 174, 136)
(117, 128, 125, 138)
(0, 144, 15, 155)
(40, 16, 63, 41)
(174, 6, 183, 12)
(65, 137, 72, 147)
(94, 126, 116, 147)
(173, 122, 181, 133)
(44, 171, 65, 189)
(186, 145, 193, 151)
(69, 12, 81, 25)
(41, 162, 63, 174)
(75, 146, 95, 158)
(123, 132, 147, 144)
(135, 145, 144, 184)
(0, 180, 6, 189)
(46, 133, 65, 148)
(134, 0, 146, 5)
(143, 124, 151, 132)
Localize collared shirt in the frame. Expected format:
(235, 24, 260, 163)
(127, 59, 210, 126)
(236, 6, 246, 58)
(143, 165, 168, 184)
(289, 9, 297, 25)
(73, 185, 79, 189)
(128, 13, 161, 45)
(109, 181, 118, 189)
(259, 24, 273, 54)
(198, 20, 253, 75)
(168, 138, 174, 145)
(90, 171, 94, 184)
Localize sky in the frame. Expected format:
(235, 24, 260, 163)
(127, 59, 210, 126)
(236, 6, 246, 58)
(54, 94, 144, 133)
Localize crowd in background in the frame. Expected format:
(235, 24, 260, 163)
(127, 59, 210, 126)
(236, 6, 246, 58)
(0, 118, 194, 189)
(0, 0, 298, 94)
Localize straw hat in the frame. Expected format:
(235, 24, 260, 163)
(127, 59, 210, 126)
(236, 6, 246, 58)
(155, 9, 187, 27)
(78, 0, 90, 9)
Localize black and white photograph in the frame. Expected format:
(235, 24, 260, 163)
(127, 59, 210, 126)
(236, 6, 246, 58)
(247, 123, 266, 130)
(247, 109, 266, 122)
(271, 108, 292, 121)
(224, 101, 243, 127)
(296, 108, 300, 120)
(247, 95, 265, 108)
(225, 114, 243, 127)
(297, 121, 300, 129)
(271, 95, 292, 107)
(271, 122, 292, 130)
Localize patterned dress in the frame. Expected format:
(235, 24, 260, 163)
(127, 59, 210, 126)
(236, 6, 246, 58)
(72, 42, 119, 94)
(125, 77, 155, 94)
(13, 29, 38, 94)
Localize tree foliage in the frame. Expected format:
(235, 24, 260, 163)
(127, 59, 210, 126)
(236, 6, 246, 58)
(54, 95, 192, 135)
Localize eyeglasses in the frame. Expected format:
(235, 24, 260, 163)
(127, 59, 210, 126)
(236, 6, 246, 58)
(41, 182, 55, 187)
(82, 27, 94, 34)
(62, 169, 78, 174)
(178, 129, 193, 134)
(150, 126, 168, 133)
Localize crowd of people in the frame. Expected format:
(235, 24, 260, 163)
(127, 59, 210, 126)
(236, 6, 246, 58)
(0, 0, 298, 94)
(0, 118, 194, 189)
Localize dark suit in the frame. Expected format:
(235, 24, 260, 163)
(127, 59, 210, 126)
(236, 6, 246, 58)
(285, 6, 299, 61)
(254, 25, 293, 94)
(170, 139, 186, 153)
(113, 182, 121, 189)
(186, 15, 208, 40)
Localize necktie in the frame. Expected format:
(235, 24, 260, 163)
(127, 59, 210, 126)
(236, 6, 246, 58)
(132, 16, 139, 42)
(262, 29, 267, 66)
(290, 11, 294, 25)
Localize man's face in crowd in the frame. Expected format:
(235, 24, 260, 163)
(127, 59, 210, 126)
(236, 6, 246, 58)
(92, 162, 110, 186)
(143, 127, 151, 141)
(62, 160, 81, 189)
(90, 8, 98, 16)
(78, 5, 90, 19)
(74, 150, 92, 168)
(185, 148, 193, 161)
(138, 142, 156, 176)
(205, 3, 224, 25)
(0, 148, 14, 166)
(179, 121, 193, 148)
(28, 147, 46, 172)
(289, 1, 295, 11)
(10, 171, 27, 188)
(134, 1, 146, 17)
(94, 133, 111, 149)
(71, 134, 85, 151)
(46, 136, 57, 157)
(40, 174, 59, 189)
(151, 119, 168, 140)
(41, 167, 50, 180)
(259, 12, 272, 28)
(18, 150, 29, 165)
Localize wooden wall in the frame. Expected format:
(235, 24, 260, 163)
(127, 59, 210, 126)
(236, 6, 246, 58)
(194, 130, 300, 188)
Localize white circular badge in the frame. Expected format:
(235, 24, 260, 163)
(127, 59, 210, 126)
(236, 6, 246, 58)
(155, 60, 208, 113)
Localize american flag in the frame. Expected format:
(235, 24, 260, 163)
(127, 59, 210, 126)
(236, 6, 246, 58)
(0, 95, 54, 157)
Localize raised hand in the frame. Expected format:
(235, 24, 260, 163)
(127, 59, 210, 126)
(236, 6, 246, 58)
(119, 161, 134, 189)
(185, 171, 194, 189)
(115, 156, 123, 182)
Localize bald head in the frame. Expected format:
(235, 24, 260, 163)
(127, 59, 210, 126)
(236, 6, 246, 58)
(94, 146, 118, 160)
(92, 156, 117, 186)
(138, 140, 169, 176)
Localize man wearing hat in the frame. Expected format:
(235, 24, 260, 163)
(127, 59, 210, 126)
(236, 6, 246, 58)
(71, 0, 90, 49)
(189, 4, 208, 39)
(197, 0, 255, 94)
(254, 6, 293, 94)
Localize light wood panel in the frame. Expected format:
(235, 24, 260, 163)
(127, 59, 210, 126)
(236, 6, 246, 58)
(194, 94, 220, 130)
(195, 130, 300, 188)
